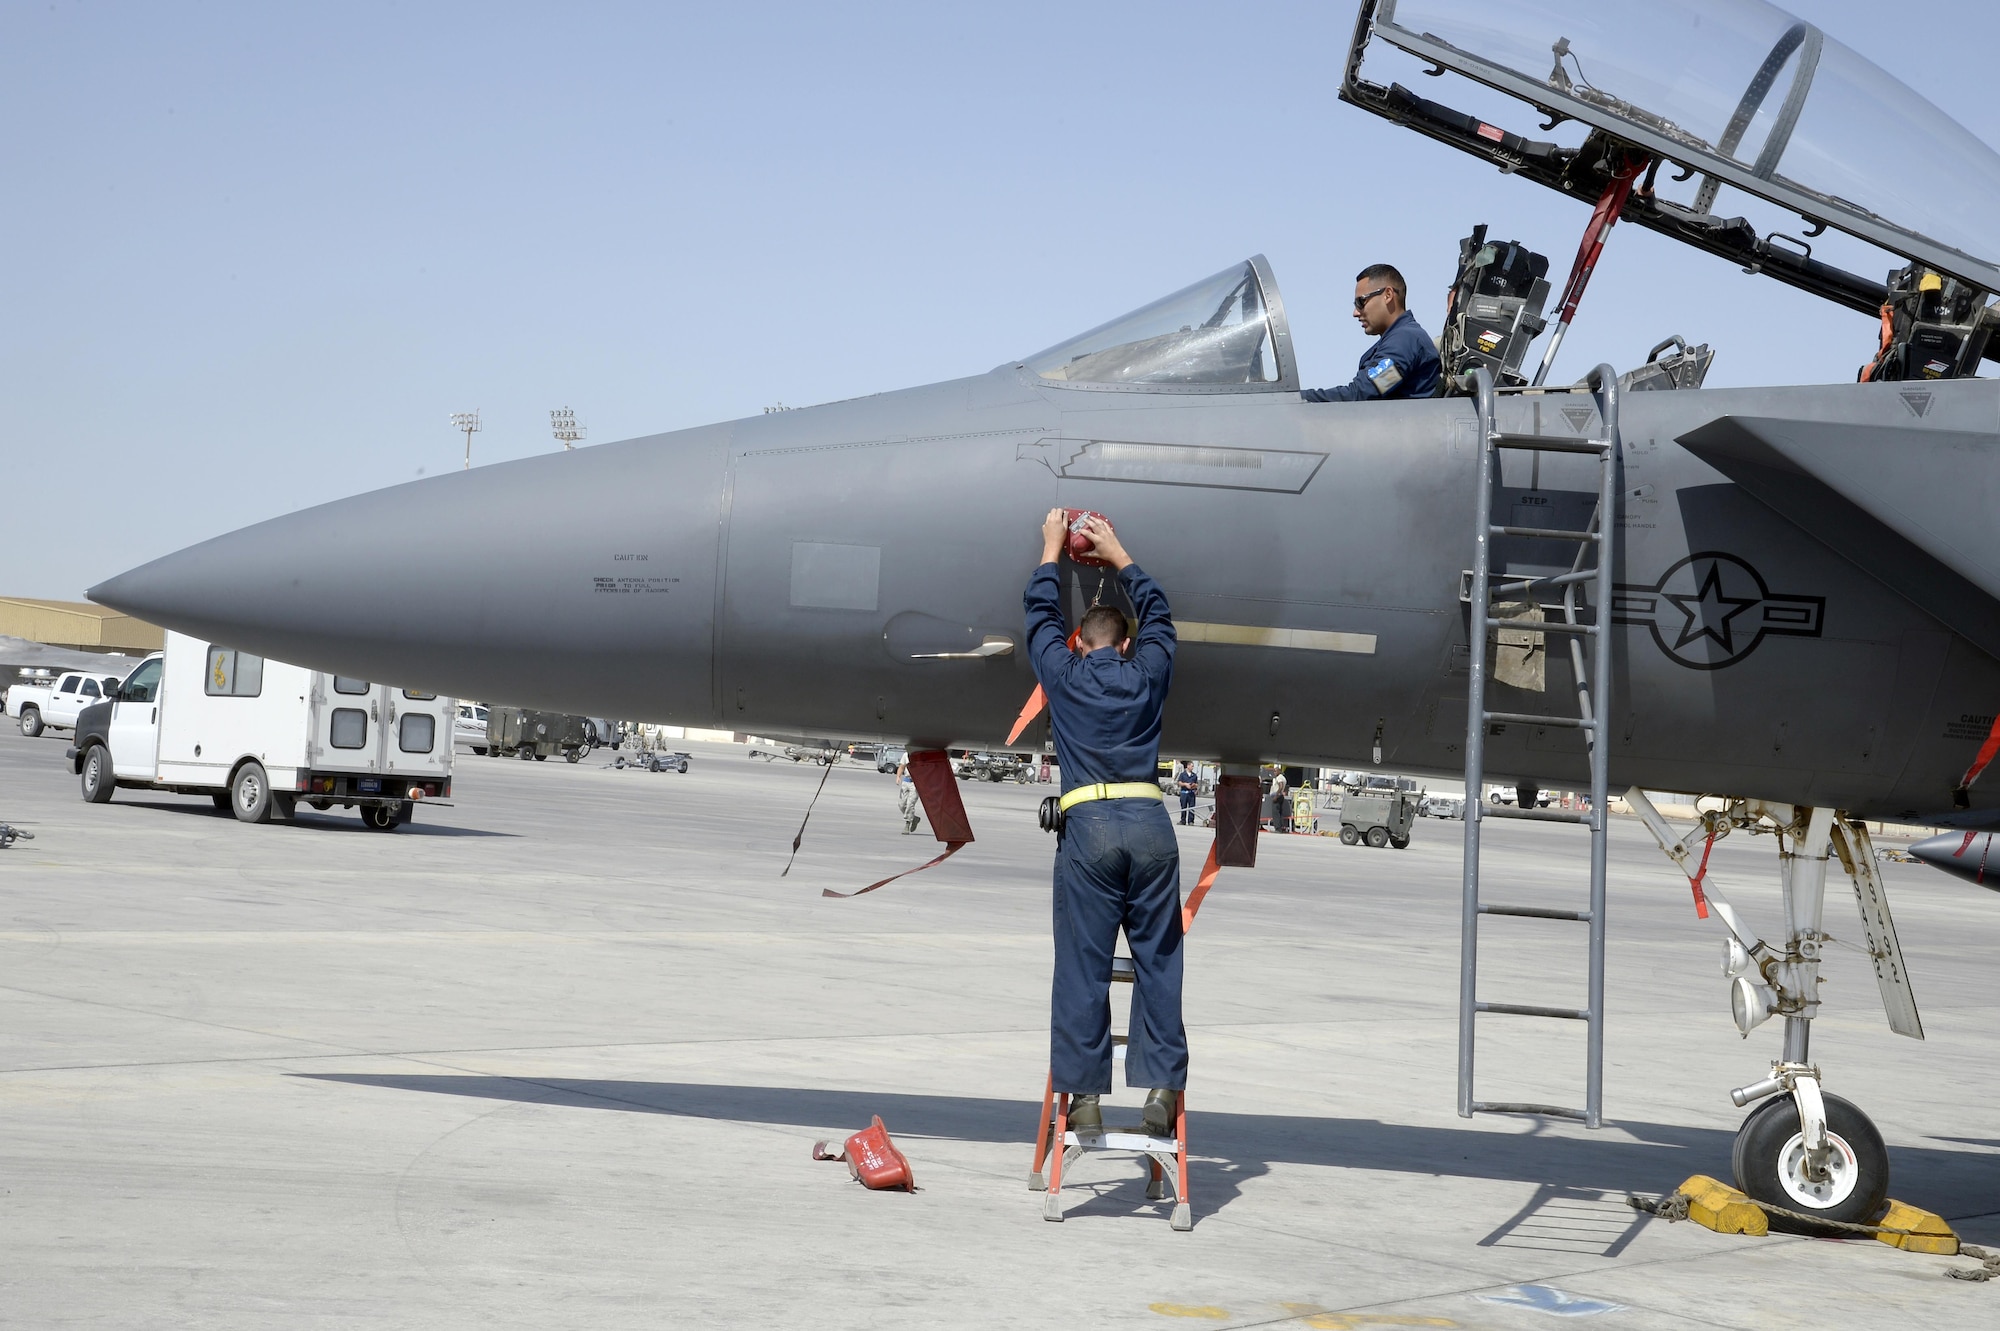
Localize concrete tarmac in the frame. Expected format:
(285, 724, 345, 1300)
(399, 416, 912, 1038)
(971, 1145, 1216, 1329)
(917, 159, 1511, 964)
(1, 726, 1996, 1328)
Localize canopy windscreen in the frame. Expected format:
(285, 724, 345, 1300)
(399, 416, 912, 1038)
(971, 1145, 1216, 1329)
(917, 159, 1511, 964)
(1025, 261, 1286, 387)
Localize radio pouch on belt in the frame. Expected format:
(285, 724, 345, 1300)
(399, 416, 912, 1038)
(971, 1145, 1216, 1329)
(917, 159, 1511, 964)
(1038, 795, 1064, 836)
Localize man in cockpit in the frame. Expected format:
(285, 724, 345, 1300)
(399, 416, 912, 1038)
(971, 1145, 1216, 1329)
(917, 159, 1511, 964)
(1302, 264, 1441, 402)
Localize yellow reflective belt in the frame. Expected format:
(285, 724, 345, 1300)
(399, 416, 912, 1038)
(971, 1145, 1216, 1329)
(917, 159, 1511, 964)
(1058, 782, 1168, 813)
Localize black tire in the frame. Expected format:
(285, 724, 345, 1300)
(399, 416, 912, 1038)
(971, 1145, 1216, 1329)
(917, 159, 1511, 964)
(211, 791, 232, 811)
(519, 749, 533, 760)
(360, 803, 398, 831)
(533, 752, 547, 762)
(1390, 834, 1411, 849)
(564, 749, 580, 763)
(19, 706, 43, 737)
(677, 760, 689, 773)
(1339, 825, 1359, 846)
(80, 744, 115, 803)
(231, 761, 274, 824)
(1732, 1092, 1889, 1230)
(1365, 826, 1390, 849)
(472, 746, 487, 756)
(310, 798, 333, 811)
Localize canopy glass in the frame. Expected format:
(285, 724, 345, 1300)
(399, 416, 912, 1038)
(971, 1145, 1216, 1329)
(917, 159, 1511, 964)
(1023, 258, 1296, 390)
(1374, 0, 2000, 285)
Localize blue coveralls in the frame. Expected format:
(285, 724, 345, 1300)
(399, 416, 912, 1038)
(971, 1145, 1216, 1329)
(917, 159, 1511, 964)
(1301, 310, 1442, 402)
(1025, 562, 1187, 1095)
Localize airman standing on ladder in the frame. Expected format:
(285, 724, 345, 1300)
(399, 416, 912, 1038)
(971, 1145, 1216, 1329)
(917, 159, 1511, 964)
(1025, 508, 1185, 1138)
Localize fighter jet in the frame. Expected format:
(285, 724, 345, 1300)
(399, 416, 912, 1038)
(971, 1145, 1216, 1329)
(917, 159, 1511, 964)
(88, 0, 2000, 1227)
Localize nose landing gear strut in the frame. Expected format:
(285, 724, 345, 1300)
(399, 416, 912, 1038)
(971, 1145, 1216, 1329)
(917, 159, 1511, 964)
(1628, 792, 1919, 1227)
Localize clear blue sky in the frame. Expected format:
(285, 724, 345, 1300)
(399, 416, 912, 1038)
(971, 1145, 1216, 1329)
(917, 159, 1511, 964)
(6, 1, 1997, 600)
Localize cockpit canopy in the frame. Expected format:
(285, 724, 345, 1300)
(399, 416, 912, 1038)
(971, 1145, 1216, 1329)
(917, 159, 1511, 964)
(1354, 0, 2000, 295)
(1021, 256, 1299, 392)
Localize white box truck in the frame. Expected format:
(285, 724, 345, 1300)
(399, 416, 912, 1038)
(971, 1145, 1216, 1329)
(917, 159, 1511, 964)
(67, 630, 455, 830)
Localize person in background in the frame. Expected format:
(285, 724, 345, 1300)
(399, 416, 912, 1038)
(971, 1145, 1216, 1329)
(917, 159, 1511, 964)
(895, 759, 921, 835)
(1175, 760, 1200, 826)
(1270, 768, 1291, 834)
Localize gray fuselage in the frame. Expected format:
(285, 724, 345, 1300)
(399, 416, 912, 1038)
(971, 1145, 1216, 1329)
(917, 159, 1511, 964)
(89, 366, 2000, 826)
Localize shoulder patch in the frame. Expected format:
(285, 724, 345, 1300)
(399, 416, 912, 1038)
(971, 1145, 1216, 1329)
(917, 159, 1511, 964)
(1365, 357, 1404, 394)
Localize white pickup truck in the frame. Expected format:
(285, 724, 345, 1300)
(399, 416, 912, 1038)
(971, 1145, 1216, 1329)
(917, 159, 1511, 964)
(8, 667, 129, 738)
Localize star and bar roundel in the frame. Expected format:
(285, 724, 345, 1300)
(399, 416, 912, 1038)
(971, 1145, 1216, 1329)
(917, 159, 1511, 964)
(1611, 552, 1823, 670)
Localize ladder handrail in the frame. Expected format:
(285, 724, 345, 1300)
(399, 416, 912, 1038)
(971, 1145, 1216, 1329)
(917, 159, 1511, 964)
(1457, 365, 1619, 1129)
(1457, 368, 1498, 1121)
(1583, 366, 1619, 1118)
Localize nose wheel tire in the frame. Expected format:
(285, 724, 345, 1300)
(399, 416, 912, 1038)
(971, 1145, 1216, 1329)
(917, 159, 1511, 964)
(1732, 1091, 1888, 1229)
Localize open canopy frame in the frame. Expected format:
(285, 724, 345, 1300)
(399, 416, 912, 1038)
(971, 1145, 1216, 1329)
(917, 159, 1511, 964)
(1341, 0, 2000, 357)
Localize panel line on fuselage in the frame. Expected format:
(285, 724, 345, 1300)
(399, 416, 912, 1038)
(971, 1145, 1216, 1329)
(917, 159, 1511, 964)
(1178, 621, 1378, 655)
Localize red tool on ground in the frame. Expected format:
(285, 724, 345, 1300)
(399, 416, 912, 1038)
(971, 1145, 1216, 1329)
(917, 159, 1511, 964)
(812, 1115, 916, 1191)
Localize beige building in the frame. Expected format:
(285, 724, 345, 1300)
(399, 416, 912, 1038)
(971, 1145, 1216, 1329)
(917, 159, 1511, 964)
(0, 597, 164, 653)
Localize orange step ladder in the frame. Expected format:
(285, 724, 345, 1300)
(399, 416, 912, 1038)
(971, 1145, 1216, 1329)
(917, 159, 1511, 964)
(1029, 953, 1194, 1230)
(1025, 771, 1261, 1232)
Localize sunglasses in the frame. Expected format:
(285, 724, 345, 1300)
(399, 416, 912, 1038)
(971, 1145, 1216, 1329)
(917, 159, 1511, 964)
(1353, 285, 1393, 312)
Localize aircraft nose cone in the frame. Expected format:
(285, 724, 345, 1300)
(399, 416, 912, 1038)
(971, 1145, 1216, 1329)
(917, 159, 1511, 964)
(90, 427, 730, 721)
(1906, 830, 1999, 889)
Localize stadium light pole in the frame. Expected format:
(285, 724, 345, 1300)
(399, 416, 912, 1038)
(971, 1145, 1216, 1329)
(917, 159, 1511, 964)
(451, 410, 481, 470)
(550, 407, 585, 450)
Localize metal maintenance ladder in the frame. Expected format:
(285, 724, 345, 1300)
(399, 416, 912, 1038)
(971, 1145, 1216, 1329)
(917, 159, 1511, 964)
(1458, 365, 1620, 1129)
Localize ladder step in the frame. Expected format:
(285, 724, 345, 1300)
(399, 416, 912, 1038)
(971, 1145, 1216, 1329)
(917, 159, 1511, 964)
(1481, 805, 1594, 824)
(1483, 711, 1593, 729)
(1479, 904, 1592, 921)
(1489, 433, 1612, 455)
(1483, 618, 1596, 636)
(1491, 569, 1600, 594)
(1478, 1002, 1590, 1020)
(1488, 524, 1601, 542)
(1111, 956, 1135, 982)
(1471, 1102, 1593, 1121)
